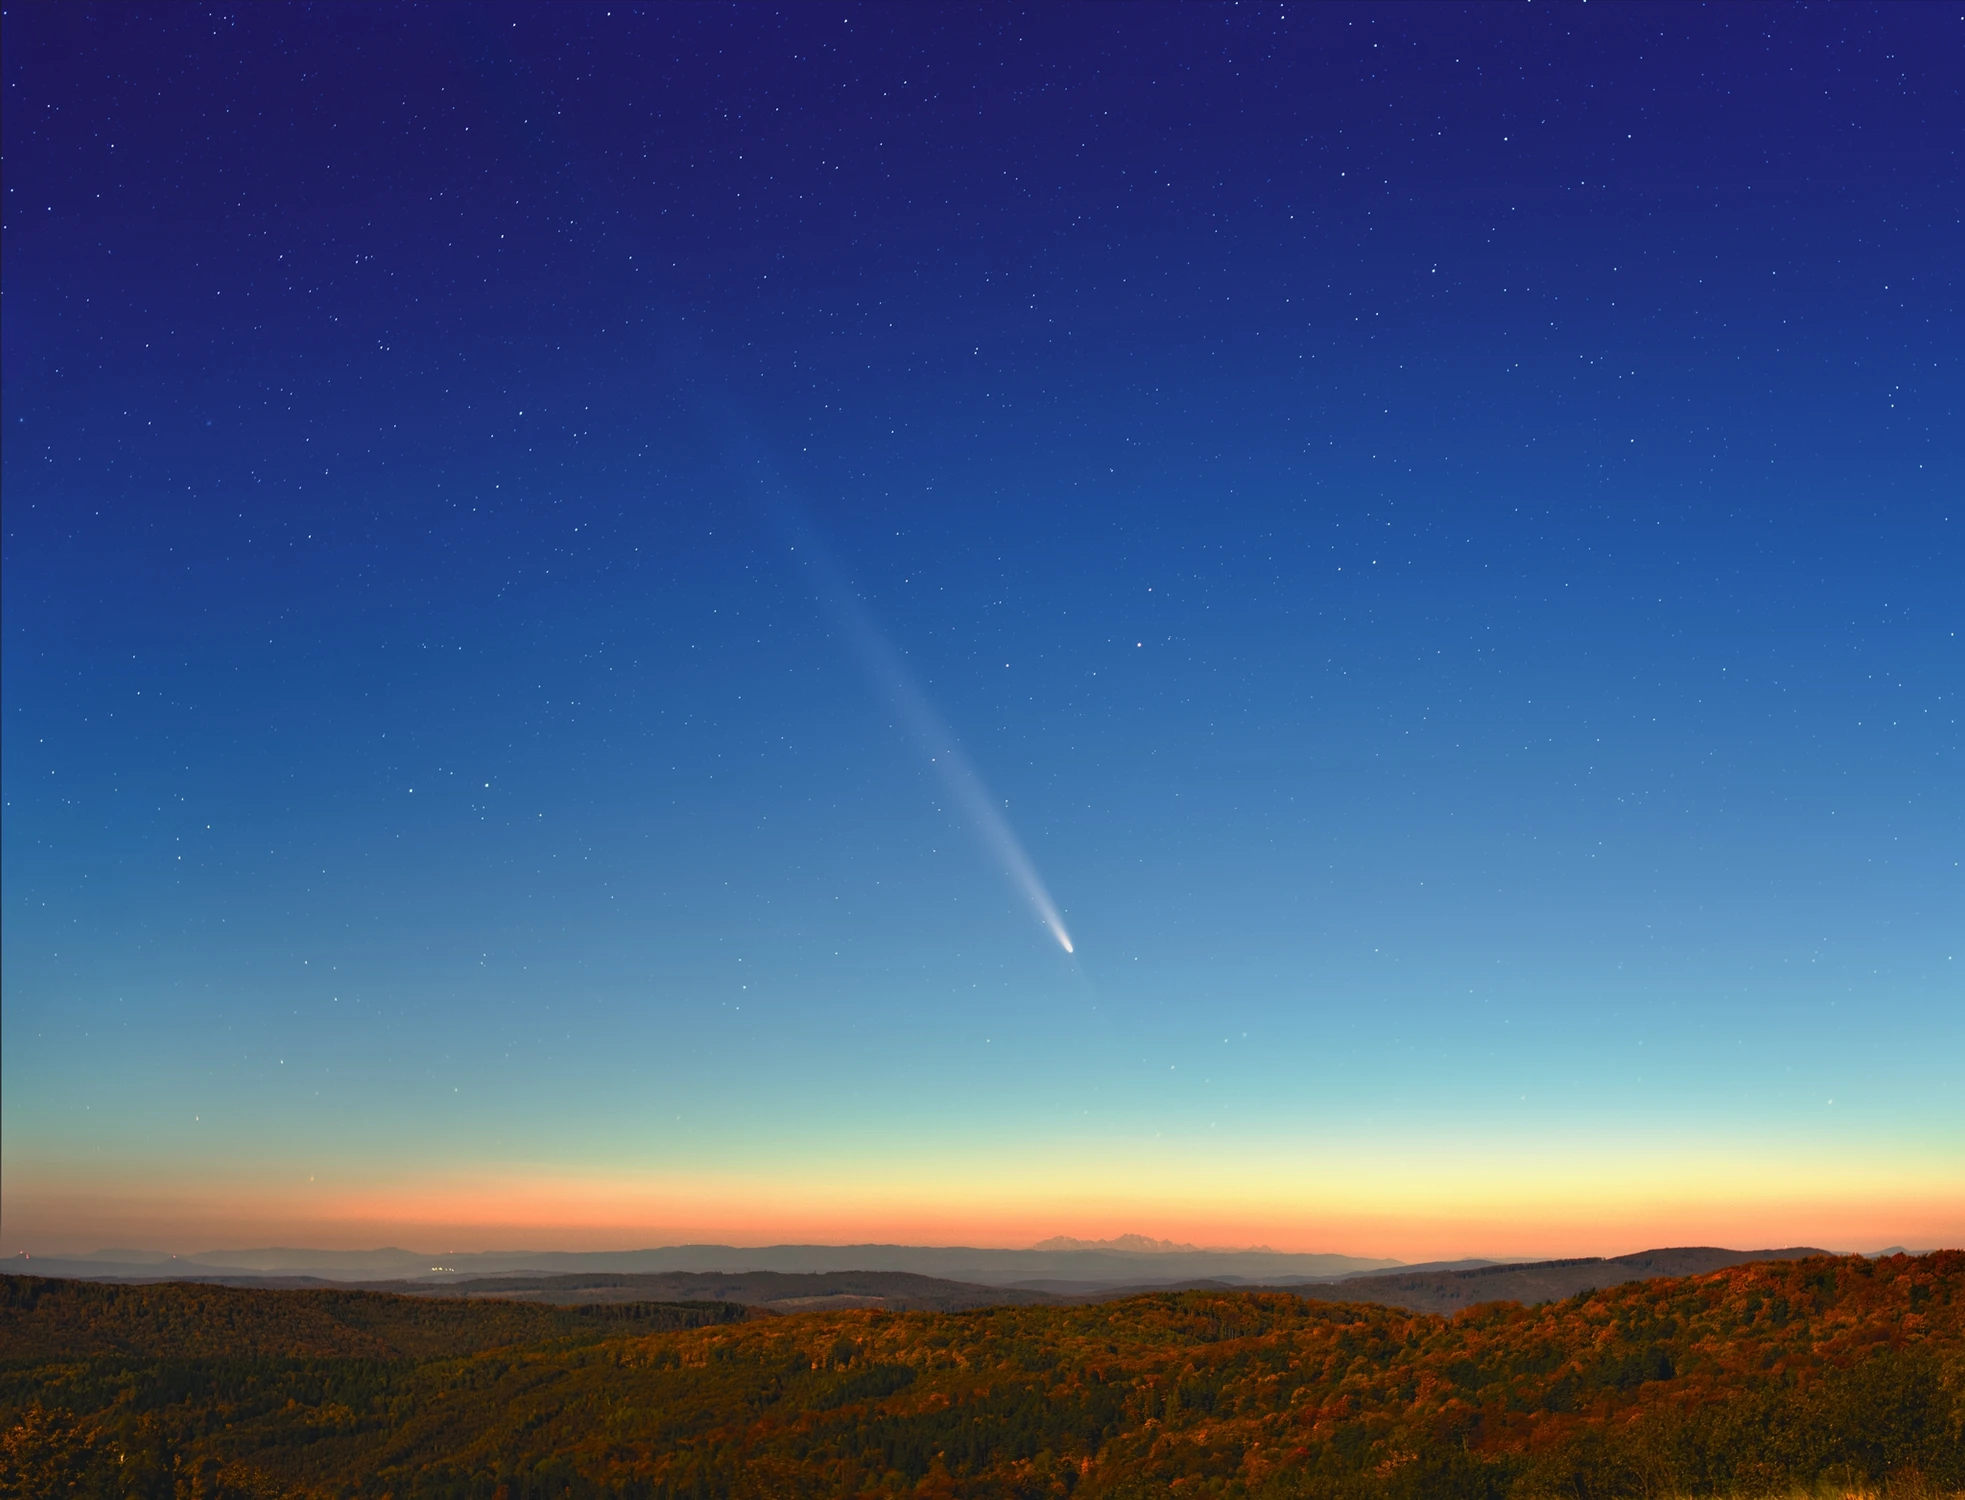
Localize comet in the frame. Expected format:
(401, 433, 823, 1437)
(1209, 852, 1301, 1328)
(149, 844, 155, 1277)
(685, 390, 1076, 957)
(785, 520, 1076, 957)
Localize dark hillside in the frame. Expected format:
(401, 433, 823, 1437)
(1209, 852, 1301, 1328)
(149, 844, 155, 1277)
(1240, 1245, 1835, 1315)
(0, 1276, 747, 1363)
(349, 1268, 1061, 1312)
(1, 1253, 1958, 1497)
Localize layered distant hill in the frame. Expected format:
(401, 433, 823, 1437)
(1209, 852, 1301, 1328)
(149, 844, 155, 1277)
(0, 1244, 1869, 1331)
(1085, 1245, 1841, 1314)
(1286, 1245, 1835, 1312)
(340, 1248, 1839, 1317)
(9, 1240, 1399, 1289)
(353, 1269, 1061, 1313)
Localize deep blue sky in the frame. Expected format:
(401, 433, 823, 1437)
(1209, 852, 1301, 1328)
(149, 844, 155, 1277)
(3, 3, 1959, 1257)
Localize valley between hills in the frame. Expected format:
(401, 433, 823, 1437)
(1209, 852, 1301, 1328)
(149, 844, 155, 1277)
(3, 1249, 1959, 1498)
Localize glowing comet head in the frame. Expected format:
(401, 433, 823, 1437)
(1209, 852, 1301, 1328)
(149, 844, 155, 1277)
(1058, 931, 1075, 955)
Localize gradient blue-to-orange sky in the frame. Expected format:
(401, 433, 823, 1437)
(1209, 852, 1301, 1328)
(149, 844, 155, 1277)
(3, 3, 1959, 1262)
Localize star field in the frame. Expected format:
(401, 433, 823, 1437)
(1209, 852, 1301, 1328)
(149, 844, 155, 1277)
(2, 3, 1958, 1256)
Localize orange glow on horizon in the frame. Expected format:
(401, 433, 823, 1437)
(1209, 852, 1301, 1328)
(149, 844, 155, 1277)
(6, 1157, 1959, 1262)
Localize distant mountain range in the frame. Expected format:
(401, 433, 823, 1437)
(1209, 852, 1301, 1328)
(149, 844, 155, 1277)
(357, 1270, 1058, 1313)
(13, 1240, 1914, 1303)
(9, 1241, 1402, 1289)
(0, 1248, 1858, 1318)
(1073, 1246, 1844, 1314)
(1026, 1234, 1271, 1254)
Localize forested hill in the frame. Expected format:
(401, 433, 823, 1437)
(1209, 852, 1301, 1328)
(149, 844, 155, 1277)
(1240, 1245, 1836, 1315)
(0, 1276, 747, 1362)
(350, 1269, 1062, 1313)
(3, 1253, 1960, 1498)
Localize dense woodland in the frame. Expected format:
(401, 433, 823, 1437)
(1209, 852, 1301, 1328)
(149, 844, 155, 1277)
(2, 1252, 1958, 1499)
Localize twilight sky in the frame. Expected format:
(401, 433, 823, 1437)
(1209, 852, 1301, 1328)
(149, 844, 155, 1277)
(3, 3, 1959, 1261)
